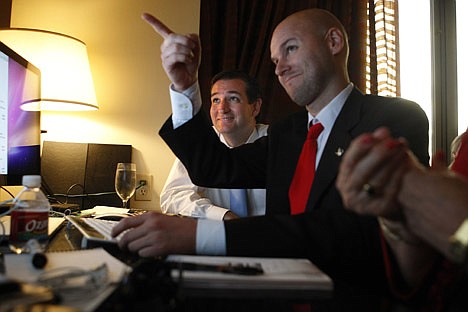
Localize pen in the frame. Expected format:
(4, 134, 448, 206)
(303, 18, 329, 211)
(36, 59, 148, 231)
(168, 261, 264, 275)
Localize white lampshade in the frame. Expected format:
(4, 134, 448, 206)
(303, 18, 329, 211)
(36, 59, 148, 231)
(0, 28, 98, 111)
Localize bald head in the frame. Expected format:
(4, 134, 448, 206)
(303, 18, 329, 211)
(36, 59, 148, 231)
(270, 9, 350, 113)
(276, 9, 349, 60)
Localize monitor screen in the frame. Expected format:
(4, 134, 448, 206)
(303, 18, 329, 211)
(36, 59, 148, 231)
(0, 41, 41, 186)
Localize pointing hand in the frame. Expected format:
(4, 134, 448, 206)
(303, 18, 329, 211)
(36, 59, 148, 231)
(142, 13, 201, 91)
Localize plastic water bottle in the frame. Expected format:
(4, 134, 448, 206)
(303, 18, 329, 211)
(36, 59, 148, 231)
(9, 175, 50, 253)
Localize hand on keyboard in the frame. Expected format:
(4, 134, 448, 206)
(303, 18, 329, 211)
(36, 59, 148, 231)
(66, 216, 127, 245)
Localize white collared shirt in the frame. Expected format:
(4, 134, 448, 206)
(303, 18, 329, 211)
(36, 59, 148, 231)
(169, 82, 354, 255)
(160, 124, 268, 220)
(310, 83, 353, 168)
(169, 83, 202, 128)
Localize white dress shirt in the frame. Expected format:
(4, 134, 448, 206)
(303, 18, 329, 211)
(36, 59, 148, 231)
(160, 124, 268, 220)
(169, 83, 353, 255)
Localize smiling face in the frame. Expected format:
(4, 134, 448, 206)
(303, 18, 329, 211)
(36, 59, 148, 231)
(210, 78, 261, 147)
(270, 9, 349, 114)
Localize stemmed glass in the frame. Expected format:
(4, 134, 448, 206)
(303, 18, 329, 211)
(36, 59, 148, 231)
(115, 163, 137, 208)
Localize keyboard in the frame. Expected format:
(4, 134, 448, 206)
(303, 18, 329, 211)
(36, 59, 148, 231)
(65, 215, 124, 248)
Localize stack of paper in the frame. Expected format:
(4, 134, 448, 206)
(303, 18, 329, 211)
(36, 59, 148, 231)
(166, 255, 333, 299)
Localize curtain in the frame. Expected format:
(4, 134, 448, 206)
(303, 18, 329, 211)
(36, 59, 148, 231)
(0, 0, 12, 27)
(199, 0, 393, 124)
(367, 0, 400, 96)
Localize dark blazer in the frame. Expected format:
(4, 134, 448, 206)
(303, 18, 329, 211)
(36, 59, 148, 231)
(160, 88, 429, 298)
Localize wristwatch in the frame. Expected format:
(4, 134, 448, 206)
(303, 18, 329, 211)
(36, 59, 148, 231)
(449, 218, 468, 264)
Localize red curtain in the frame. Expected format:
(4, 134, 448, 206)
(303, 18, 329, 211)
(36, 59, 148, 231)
(199, 0, 368, 124)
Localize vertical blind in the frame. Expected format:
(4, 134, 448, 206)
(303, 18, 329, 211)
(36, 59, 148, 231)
(366, 0, 400, 96)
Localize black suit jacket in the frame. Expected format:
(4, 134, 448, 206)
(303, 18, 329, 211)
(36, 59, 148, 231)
(160, 88, 429, 297)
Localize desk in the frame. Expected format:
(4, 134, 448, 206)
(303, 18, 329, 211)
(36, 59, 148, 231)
(2, 220, 390, 312)
(52, 223, 333, 311)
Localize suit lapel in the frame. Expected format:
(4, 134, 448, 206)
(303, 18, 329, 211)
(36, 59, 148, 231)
(307, 88, 364, 211)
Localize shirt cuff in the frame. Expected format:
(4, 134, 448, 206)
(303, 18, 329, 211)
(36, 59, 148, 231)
(169, 82, 202, 129)
(196, 219, 226, 255)
(205, 207, 230, 220)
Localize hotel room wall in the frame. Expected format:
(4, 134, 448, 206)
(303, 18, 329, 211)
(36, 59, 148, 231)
(9, 0, 201, 210)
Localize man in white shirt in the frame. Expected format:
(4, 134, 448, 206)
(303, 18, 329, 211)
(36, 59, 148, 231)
(160, 70, 268, 220)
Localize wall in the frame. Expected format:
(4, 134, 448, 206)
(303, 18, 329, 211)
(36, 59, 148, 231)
(9, 0, 201, 210)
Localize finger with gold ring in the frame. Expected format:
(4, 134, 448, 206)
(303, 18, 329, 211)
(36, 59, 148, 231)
(362, 183, 376, 196)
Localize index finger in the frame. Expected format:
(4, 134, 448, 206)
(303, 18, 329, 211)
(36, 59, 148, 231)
(111, 215, 144, 237)
(142, 13, 173, 39)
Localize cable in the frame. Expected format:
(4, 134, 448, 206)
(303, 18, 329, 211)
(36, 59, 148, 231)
(0, 199, 15, 218)
(64, 184, 85, 204)
(52, 192, 118, 198)
(0, 219, 6, 244)
(0, 186, 15, 198)
(50, 181, 146, 199)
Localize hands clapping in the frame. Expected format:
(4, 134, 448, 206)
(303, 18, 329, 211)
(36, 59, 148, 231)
(336, 127, 410, 220)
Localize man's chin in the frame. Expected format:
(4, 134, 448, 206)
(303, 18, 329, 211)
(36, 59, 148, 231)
(216, 126, 235, 134)
(289, 95, 309, 107)
(288, 90, 313, 107)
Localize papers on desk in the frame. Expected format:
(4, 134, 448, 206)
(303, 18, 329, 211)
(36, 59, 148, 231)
(166, 255, 333, 299)
(79, 205, 131, 217)
(4, 247, 131, 312)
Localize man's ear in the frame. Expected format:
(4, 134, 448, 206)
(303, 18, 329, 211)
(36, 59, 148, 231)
(252, 98, 262, 118)
(326, 27, 345, 55)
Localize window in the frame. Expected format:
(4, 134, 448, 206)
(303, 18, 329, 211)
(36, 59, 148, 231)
(398, 0, 465, 157)
(398, 0, 432, 151)
(366, 0, 399, 97)
(457, 0, 468, 134)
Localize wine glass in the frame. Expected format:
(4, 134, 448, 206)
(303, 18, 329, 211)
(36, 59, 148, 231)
(115, 163, 137, 208)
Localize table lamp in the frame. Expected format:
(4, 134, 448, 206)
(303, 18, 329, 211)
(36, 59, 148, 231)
(0, 28, 98, 111)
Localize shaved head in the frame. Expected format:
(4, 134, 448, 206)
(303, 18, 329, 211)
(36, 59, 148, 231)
(276, 9, 349, 60)
(270, 8, 350, 113)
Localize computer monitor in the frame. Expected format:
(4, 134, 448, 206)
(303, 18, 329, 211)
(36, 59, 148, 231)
(0, 41, 41, 186)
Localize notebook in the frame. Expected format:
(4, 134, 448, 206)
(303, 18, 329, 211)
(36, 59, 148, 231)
(166, 254, 333, 299)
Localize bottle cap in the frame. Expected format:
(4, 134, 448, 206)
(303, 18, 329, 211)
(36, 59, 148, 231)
(22, 175, 42, 188)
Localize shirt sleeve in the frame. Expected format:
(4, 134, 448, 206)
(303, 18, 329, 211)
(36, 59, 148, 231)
(196, 219, 227, 255)
(160, 159, 229, 220)
(169, 82, 202, 129)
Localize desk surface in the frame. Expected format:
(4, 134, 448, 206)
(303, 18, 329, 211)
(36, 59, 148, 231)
(2, 219, 393, 312)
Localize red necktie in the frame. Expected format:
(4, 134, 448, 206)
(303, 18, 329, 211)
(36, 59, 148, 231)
(289, 122, 324, 215)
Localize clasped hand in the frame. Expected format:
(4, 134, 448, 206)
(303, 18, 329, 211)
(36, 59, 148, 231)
(336, 127, 409, 219)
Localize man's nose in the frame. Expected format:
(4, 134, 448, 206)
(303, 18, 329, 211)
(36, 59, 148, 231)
(275, 58, 288, 77)
(218, 99, 230, 112)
